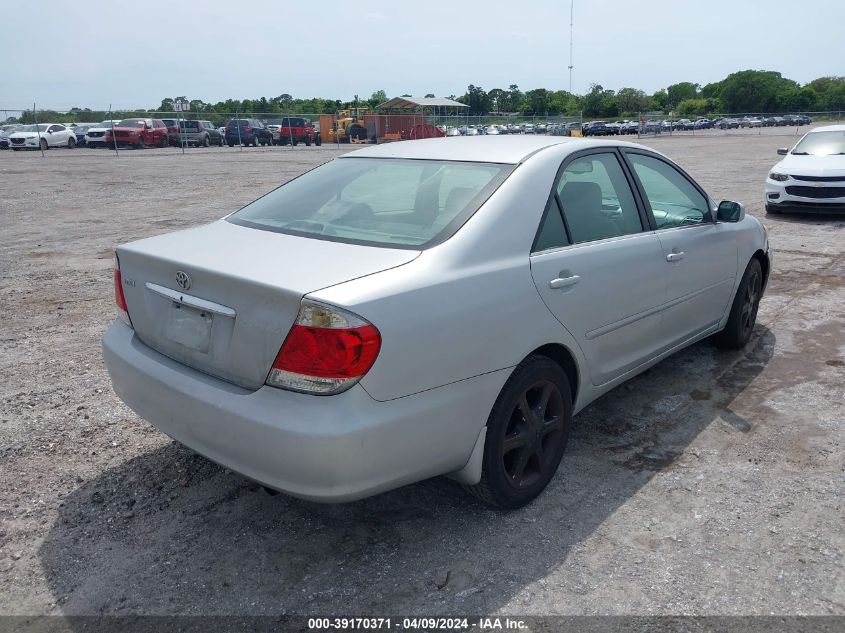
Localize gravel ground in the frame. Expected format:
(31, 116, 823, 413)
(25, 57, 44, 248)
(0, 129, 843, 618)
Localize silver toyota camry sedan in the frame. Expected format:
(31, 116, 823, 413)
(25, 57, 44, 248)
(103, 136, 771, 509)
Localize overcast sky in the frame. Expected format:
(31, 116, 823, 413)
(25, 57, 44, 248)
(3, 0, 843, 111)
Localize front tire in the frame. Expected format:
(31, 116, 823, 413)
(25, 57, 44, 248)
(714, 258, 763, 350)
(40, 138, 48, 150)
(315, 133, 322, 146)
(466, 355, 572, 509)
(764, 204, 780, 215)
(67, 137, 76, 149)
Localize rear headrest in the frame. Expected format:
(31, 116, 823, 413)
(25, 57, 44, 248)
(559, 181, 602, 214)
(444, 187, 477, 216)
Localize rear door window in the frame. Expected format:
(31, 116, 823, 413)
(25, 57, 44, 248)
(554, 153, 642, 244)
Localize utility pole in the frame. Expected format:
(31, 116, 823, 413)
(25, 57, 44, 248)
(568, 0, 575, 94)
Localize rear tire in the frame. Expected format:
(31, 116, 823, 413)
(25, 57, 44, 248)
(292, 138, 299, 146)
(227, 140, 234, 147)
(159, 135, 168, 148)
(465, 355, 572, 509)
(315, 133, 322, 146)
(714, 258, 763, 350)
(304, 136, 311, 146)
(136, 137, 146, 149)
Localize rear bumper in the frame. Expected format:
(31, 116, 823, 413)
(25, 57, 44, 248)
(102, 320, 506, 502)
(225, 133, 256, 143)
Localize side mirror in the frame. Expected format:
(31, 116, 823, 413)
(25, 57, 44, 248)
(777, 148, 788, 155)
(717, 200, 745, 223)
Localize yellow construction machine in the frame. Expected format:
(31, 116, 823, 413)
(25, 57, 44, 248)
(320, 107, 369, 143)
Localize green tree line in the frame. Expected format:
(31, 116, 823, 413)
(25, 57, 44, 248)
(458, 71, 845, 117)
(7, 71, 845, 124)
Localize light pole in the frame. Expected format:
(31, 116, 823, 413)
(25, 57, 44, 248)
(568, 0, 575, 94)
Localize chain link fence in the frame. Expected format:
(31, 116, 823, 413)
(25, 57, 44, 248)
(2, 105, 842, 156)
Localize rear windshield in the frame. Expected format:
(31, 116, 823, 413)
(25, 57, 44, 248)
(180, 120, 199, 129)
(281, 118, 306, 127)
(228, 158, 513, 248)
(792, 131, 845, 156)
(118, 119, 145, 127)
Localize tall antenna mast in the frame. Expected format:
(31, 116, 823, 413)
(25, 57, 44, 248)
(568, 0, 575, 93)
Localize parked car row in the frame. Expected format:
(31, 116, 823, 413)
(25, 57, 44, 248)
(633, 114, 813, 134)
(0, 112, 819, 151)
(444, 122, 584, 137)
(0, 117, 323, 150)
(225, 117, 321, 147)
(437, 115, 814, 140)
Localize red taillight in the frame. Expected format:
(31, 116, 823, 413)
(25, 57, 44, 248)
(242, 126, 252, 132)
(273, 324, 381, 378)
(113, 255, 131, 327)
(266, 302, 381, 395)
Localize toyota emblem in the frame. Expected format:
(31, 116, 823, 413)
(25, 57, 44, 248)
(175, 270, 192, 290)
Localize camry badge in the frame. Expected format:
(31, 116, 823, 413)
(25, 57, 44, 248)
(175, 270, 192, 290)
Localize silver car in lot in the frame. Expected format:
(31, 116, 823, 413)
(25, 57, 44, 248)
(103, 136, 770, 508)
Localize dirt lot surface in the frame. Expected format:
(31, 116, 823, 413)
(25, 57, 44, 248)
(1, 129, 843, 618)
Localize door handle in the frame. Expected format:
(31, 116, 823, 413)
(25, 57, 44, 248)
(666, 251, 685, 262)
(549, 274, 581, 289)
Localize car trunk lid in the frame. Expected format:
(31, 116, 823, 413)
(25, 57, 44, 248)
(117, 220, 419, 389)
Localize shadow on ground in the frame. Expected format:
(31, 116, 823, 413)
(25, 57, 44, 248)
(39, 328, 775, 617)
(763, 211, 845, 225)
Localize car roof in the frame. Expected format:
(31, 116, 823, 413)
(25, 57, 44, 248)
(807, 124, 845, 133)
(340, 136, 649, 164)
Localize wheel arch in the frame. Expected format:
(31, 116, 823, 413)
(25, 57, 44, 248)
(752, 249, 770, 290)
(524, 343, 580, 406)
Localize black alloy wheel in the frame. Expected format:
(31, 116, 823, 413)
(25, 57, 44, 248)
(500, 380, 566, 490)
(715, 258, 763, 349)
(739, 264, 763, 341)
(467, 355, 572, 509)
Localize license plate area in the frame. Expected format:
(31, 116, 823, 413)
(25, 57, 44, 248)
(165, 302, 213, 353)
